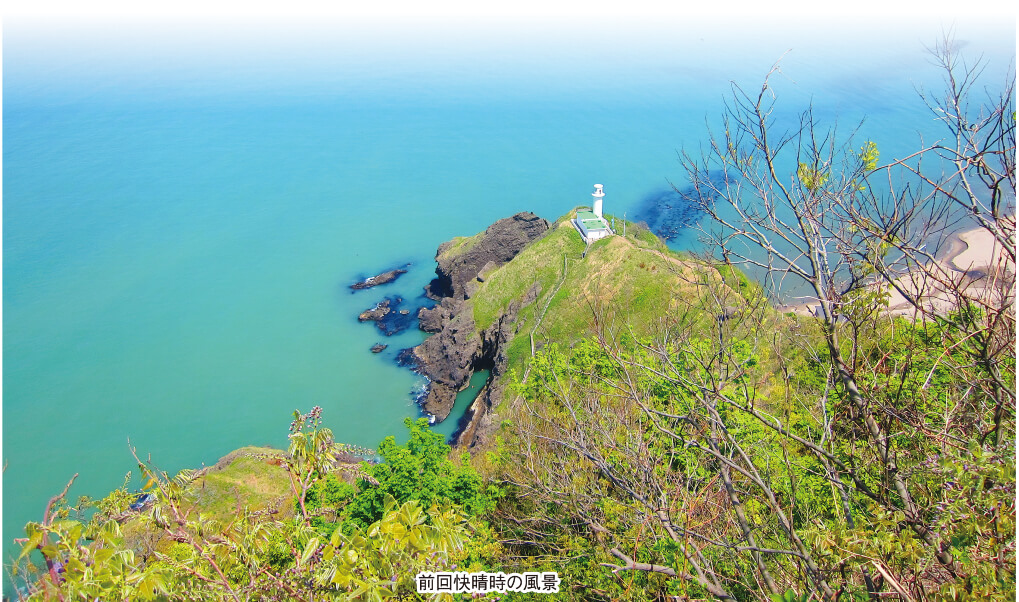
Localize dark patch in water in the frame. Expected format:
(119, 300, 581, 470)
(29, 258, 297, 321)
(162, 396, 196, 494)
(631, 172, 727, 241)
(415, 290, 438, 310)
(631, 187, 703, 242)
(395, 347, 420, 369)
(373, 296, 422, 336)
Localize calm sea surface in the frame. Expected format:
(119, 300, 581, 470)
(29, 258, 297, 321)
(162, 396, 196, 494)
(2, 15, 1014, 575)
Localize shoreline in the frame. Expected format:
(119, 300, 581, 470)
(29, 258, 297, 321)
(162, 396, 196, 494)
(944, 227, 1005, 275)
(776, 224, 1011, 317)
(883, 224, 1011, 316)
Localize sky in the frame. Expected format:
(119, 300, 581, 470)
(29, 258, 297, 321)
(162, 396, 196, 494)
(3, 1, 1013, 103)
(3, 0, 1015, 19)
(3, 0, 1016, 35)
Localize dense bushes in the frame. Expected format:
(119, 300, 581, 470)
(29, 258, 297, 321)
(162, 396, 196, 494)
(487, 306, 1014, 600)
(10, 414, 501, 601)
(305, 417, 499, 537)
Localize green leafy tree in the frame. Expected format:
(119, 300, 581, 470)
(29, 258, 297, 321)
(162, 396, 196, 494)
(313, 495, 474, 600)
(343, 418, 499, 531)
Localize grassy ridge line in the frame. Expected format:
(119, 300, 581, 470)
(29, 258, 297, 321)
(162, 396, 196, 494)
(437, 231, 485, 262)
(471, 219, 584, 332)
(467, 210, 717, 414)
(527, 251, 572, 366)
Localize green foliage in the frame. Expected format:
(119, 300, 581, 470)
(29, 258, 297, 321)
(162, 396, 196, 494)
(17, 501, 170, 601)
(315, 495, 476, 599)
(288, 406, 336, 481)
(13, 410, 502, 601)
(796, 162, 829, 192)
(781, 310, 1016, 598)
(717, 263, 766, 305)
(344, 418, 499, 531)
(79, 473, 136, 539)
(305, 473, 357, 535)
(15, 492, 484, 601)
(929, 445, 1016, 601)
(91, 473, 135, 517)
(858, 140, 880, 170)
(491, 279, 1015, 601)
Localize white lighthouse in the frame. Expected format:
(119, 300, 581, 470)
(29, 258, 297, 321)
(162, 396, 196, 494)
(592, 184, 605, 218)
(572, 184, 613, 244)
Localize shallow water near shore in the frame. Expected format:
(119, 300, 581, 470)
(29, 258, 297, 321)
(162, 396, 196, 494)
(2, 15, 1014, 578)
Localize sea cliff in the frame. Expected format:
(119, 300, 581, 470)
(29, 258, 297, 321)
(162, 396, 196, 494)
(400, 212, 550, 425)
(403, 209, 713, 449)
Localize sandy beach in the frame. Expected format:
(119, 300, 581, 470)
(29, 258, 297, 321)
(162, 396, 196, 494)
(883, 225, 1013, 316)
(777, 224, 1013, 318)
(946, 227, 1007, 275)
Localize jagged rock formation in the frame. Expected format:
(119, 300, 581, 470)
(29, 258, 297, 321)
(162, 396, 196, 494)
(357, 296, 418, 336)
(450, 284, 539, 448)
(358, 299, 393, 322)
(350, 268, 407, 290)
(406, 212, 549, 423)
(424, 212, 550, 301)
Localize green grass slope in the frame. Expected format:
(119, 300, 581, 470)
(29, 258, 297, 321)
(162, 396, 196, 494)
(183, 446, 293, 522)
(468, 209, 719, 407)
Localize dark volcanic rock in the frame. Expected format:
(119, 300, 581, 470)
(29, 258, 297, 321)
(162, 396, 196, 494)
(351, 268, 408, 290)
(425, 212, 549, 301)
(412, 282, 540, 424)
(357, 296, 418, 336)
(377, 312, 416, 336)
(370, 343, 388, 353)
(450, 286, 538, 447)
(358, 300, 392, 322)
(417, 301, 454, 334)
(412, 308, 481, 420)
(396, 348, 419, 368)
(407, 212, 549, 425)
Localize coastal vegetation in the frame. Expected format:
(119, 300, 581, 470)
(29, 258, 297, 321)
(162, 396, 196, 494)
(8, 39, 1014, 601)
(470, 213, 689, 372)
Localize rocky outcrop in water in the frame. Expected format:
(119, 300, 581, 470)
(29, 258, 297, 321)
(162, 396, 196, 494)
(351, 268, 407, 290)
(417, 303, 451, 334)
(357, 296, 419, 336)
(406, 212, 549, 423)
(359, 299, 393, 322)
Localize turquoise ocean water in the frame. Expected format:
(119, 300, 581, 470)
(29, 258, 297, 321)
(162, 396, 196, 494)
(2, 14, 1014, 578)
